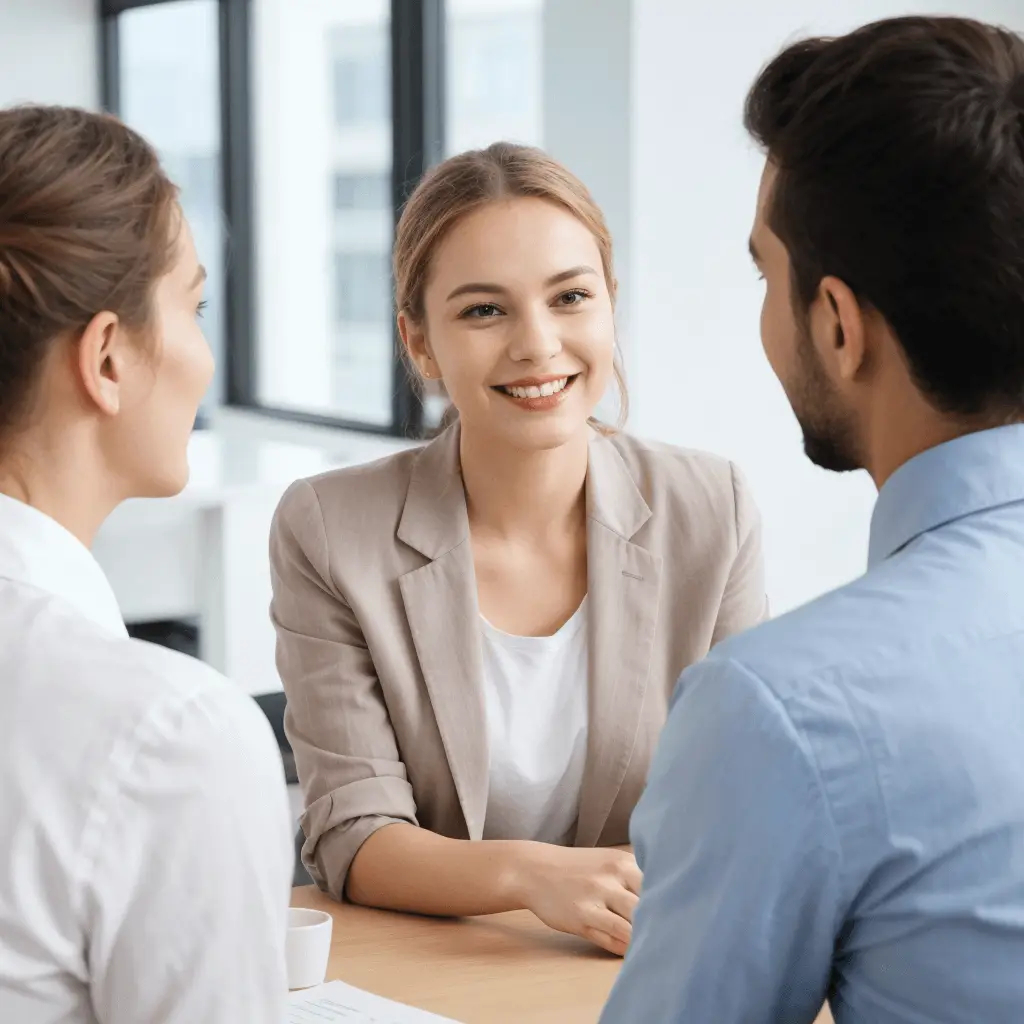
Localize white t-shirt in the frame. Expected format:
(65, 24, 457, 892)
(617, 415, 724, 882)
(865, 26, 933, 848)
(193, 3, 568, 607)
(0, 493, 293, 1024)
(481, 600, 589, 845)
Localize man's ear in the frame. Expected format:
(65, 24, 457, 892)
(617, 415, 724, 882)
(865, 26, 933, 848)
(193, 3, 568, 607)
(815, 275, 868, 382)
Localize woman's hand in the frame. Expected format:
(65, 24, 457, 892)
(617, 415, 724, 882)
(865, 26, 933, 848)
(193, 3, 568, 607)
(510, 844, 643, 956)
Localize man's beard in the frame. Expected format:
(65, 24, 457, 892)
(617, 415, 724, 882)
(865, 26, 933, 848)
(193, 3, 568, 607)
(790, 329, 862, 473)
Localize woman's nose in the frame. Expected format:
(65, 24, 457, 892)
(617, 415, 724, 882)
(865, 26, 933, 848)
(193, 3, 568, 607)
(507, 312, 562, 364)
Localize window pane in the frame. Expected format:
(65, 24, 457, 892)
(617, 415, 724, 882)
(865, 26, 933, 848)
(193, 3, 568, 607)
(334, 252, 391, 324)
(253, 0, 393, 426)
(447, 0, 543, 154)
(333, 25, 389, 127)
(118, 0, 224, 413)
(334, 172, 390, 211)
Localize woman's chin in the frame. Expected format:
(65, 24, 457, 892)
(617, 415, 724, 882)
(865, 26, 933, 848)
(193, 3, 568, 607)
(492, 412, 594, 453)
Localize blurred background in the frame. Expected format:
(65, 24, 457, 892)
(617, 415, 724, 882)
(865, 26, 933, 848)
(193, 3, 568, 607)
(1, 0, 1021, 755)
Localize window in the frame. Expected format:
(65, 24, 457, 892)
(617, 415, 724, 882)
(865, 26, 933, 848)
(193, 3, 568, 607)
(100, 0, 442, 437)
(334, 172, 390, 211)
(446, 0, 543, 154)
(332, 25, 389, 127)
(250, 0, 395, 426)
(107, 0, 225, 414)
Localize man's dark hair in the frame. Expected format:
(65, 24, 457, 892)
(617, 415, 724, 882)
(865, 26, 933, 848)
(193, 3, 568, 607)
(745, 16, 1024, 419)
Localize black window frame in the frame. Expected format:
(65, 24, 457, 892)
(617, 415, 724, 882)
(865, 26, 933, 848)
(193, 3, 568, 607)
(99, 0, 445, 439)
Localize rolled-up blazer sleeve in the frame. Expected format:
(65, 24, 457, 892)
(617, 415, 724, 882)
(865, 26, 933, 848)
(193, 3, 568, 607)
(269, 479, 417, 899)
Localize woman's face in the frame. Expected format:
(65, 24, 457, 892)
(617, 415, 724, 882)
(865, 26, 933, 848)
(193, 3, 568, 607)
(407, 197, 616, 452)
(112, 215, 214, 497)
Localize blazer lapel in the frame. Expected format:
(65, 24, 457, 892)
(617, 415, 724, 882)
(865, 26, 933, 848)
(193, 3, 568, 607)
(397, 426, 489, 840)
(575, 435, 663, 847)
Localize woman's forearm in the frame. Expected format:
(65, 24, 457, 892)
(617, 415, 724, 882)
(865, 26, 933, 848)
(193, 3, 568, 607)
(346, 822, 538, 917)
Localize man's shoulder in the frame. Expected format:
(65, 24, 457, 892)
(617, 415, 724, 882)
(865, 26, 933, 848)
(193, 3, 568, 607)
(707, 568, 911, 703)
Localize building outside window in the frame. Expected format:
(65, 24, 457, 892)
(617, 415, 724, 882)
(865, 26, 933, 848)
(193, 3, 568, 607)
(253, 0, 394, 426)
(116, 0, 225, 415)
(446, 0, 543, 154)
(108, 0, 545, 435)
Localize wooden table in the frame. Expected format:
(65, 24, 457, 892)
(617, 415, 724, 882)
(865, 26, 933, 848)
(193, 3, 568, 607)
(291, 886, 834, 1023)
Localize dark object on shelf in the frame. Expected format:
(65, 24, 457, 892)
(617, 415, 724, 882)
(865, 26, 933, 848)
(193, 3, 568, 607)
(126, 618, 200, 658)
(294, 827, 312, 887)
(254, 690, 297, 785)
(281, 750, 298, 787)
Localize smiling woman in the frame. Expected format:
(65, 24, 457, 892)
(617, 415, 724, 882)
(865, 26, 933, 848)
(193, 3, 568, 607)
(269, 142, 769, 958)
(395, 144, 627, 438)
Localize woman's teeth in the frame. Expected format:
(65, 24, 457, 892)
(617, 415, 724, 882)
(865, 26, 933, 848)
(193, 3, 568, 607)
(500, 377, 570, 399)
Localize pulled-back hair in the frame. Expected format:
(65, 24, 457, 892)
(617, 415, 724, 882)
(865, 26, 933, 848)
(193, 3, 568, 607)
(394, 141, 627, 429)
(0, 105, 179, 447)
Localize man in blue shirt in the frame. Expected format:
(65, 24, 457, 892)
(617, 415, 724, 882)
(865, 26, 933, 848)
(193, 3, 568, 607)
(602, 16, 1024, 1024)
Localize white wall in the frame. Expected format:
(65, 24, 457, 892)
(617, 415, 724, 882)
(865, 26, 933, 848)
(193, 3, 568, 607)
(613, 0, 1024, 613)
(0, 0, 97, 109)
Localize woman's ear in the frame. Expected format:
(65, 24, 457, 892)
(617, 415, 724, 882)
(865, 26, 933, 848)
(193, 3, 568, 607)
(77, 311, 126, 416)
(398, 312, 439, 380)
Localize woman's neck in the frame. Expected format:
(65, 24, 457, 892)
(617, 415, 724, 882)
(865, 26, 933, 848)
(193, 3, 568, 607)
(0, 433, 117, 547)
(459, 426, 590, 541)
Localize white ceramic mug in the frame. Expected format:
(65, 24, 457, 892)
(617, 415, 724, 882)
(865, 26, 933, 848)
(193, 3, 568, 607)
(286, 907, 333, 990)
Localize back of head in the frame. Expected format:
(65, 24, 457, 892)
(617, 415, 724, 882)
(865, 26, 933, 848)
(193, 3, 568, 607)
(0, 105, 178, 453)
(745, 16, 1024, 420)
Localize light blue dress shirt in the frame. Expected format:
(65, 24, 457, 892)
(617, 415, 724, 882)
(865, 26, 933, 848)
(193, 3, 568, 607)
(601, 425, 1024, 1024)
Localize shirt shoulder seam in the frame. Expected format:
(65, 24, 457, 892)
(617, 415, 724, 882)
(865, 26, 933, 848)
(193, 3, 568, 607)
(69, 677, 243, 929)
(721, 657, 850, 902)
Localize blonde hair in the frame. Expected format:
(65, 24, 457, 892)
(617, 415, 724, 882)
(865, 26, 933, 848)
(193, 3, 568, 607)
(393, 141, 628, 432)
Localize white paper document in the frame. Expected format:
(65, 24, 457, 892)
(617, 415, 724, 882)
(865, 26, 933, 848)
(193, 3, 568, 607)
(286, 980, 460, 1023)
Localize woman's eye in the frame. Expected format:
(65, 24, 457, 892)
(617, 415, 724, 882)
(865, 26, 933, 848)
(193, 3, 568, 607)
(461, 303, 502, 319)
(556, 288, 591, 306)
(195, 300, 208, 319)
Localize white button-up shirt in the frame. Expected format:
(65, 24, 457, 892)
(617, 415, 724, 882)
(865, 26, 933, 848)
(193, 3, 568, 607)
(0, 493, 293, 1023)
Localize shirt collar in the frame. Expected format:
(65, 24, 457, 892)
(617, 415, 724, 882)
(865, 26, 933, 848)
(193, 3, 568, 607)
(868, 423, 1024, 569)
(0, 493, 127, 637)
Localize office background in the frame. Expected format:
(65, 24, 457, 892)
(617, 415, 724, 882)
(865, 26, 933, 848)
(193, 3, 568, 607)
(2, 0, 1022, 699)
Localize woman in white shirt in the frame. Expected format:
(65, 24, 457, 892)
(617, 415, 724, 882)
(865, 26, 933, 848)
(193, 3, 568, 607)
(271, 142, 768, 956)
(0, 106, 292, 1023)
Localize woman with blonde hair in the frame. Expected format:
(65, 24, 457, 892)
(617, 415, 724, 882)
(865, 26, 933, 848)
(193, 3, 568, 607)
(272, 141, 767, 955)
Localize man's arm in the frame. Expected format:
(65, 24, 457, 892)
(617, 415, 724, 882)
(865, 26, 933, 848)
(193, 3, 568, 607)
(83, 673, 293, 1023)
(600, 657, 843, 1023)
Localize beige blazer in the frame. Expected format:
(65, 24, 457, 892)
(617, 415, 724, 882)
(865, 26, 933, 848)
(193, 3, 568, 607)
(270, 425, 767, 899)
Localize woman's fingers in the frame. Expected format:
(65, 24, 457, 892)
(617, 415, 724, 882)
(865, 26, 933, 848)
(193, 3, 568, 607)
(581, 872, 642, 955)
(584, 920, 630, 956)
(605, 884, 640, 924)
(584, 904, 632, 948)
(621, 860, 643, 896)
